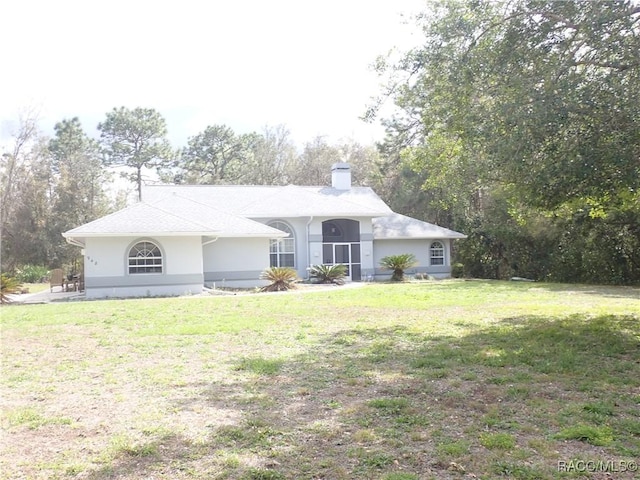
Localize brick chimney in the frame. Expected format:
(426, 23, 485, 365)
(331, 162, 351, 190)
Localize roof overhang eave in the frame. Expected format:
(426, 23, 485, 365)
(62, 231, 221, 238)
(247, 211, 393, 218)
(62, 231, 288, 240)
(374, 235, 468, 240)
(214, 232, 289, 238)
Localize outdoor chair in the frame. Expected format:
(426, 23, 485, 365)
(49, 268, 64, 292)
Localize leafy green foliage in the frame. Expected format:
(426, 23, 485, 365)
(379, 254, 417, 281)
(15, 265, 49, 283)
(49, 117, 111, 265)
(242, 124, 298, 185)
(1, 274, 22, 304)
(98, 107, 173, 200)
(373, 0, 640, 285)
(0, 114, 114, 272)
(1, 113, 57, 270)
(175, 124, 254, 184)
(308, 264, 347, 284)
(259, 267, 298, 292)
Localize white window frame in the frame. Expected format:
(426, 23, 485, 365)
(268, 221, 295, 268)
(128, 241, 163, 274)
(430, 241, 445, 266)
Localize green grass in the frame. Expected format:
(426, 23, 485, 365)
(3, 407, 73, 429)
(1, 280, 639, 479)
(554, 424, 614, 446)
(479, 432, 517, 450)
(233, 357, 284, 375)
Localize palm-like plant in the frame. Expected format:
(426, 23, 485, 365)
(380, 254, 418, 281)
(308, 264, 347, 285)
(1, 274, 22, 304)
(259, 267, 299, 292)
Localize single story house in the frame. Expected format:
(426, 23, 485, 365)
(63, 163, 466, 299)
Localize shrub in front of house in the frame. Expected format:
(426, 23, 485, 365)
(452, 263, 464, 278)
(16, 264, 50, 283)
(1, 274, 22, 304)
(308, 264, 347, 285)
(259, 267, 299, 292)
(379, 254, 418, 281)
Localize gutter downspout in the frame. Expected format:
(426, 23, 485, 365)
(306, 216, 314, 280)
(201, 237, 219, 290)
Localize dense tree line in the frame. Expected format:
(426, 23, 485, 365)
(370, 0, 640, 285)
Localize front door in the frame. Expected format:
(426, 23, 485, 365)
(334, 243, 351, 281)
(322, 242, 362, 281)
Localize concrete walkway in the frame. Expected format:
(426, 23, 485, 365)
(6, 288, 85, 305)
(6, 281, 368, 304)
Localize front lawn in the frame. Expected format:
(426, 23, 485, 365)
(1, 280, 639, 479)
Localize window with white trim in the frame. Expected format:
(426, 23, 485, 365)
(268, 221, 295, 268)
(430, 241, 445, 266)
(128, 241, 163, 274)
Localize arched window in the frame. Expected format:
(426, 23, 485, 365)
(268, 221, 295, 268)
(128, 241, 163, 274)
(430, 241, 445, 266)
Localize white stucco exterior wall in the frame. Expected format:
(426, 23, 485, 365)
(203, 237, 271, 287)
(83, 236, 204, 299)
(372, 238, 453, 279)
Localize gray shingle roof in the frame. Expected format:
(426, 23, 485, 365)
(63, 195, 287, 238)
(64, 184, 466, 241)
(373, 213, 467, 239)
(142, 184, 393, 217)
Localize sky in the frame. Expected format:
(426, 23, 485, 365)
(1, 0, 424, 149)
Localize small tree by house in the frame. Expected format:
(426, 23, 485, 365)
(380, 254, 418, 282)
(259, 267, 299, 292)
(1, 274, 22, 304)
(308, 264, 347, 285)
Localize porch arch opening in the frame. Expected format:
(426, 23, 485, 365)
(321, 219, 361, 280)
